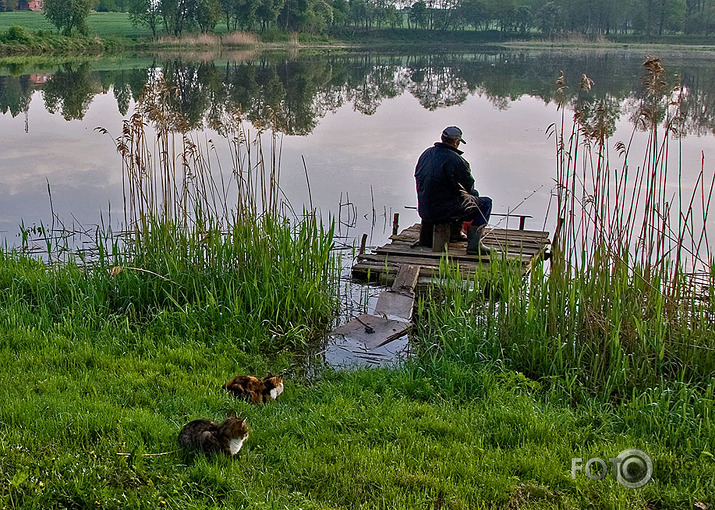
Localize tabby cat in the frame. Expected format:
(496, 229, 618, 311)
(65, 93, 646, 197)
(177, 412, 248, 456)
(223, 375, 284, 403)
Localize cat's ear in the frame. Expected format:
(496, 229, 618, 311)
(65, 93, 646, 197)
(229, 411, 238, 419)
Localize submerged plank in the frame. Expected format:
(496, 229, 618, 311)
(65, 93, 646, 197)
(374, 290, 415, 321)
(329, 313, 411, 350)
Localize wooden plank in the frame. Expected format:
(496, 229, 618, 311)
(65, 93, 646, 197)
(376, 243, 543, 258)
(374, 290, 415, 320)
(393, 224, 548, 239)
(358, 251, 533, 266)
(391, 264, 420, 292)
(483, 231, 550, 240)
(388, 233, 551, 246)
(391, 233, 549, 246)
(351, 261, 489, 280)
(329, 313, 411, 350)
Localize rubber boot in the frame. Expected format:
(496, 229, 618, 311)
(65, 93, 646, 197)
(466, 225, 491, 255)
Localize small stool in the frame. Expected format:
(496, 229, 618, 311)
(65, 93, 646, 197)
(419, 221, 451, 252)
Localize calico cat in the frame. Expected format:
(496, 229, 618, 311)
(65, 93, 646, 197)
(223, 375, 284, 403)
(177, 412, 248, 456)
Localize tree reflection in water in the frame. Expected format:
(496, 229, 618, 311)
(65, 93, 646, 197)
(1, 51, 715, 137)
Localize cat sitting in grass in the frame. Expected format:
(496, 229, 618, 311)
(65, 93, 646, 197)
(178, 412, 248, 457)
(223, 375, 284, 403)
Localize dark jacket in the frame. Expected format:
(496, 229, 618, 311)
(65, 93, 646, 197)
(415, 142, 476, 224)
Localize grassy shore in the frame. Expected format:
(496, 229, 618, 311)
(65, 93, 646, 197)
(0, 11, 337, 56)
(2, 11, 715, 56)
(0, 11, 151, 38)
(0, 249, 712, 508)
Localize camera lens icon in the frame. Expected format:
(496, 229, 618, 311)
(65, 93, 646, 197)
(615, 449, 653, 488)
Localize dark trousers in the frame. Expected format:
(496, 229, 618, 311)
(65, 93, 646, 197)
(460, 193, 492, 228)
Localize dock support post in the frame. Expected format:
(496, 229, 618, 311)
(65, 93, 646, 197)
(359, 233, 368, 255)
(519, 215, 526, 230)
(392, 213, 399, 236)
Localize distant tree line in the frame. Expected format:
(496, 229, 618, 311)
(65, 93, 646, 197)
(114, 0, 715, 37)
(2, 0, 715, 36)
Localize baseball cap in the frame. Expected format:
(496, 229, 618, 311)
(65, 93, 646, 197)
(442, 126, 466, 144)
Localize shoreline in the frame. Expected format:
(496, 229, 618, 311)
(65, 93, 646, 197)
(2, 24, 715, 58)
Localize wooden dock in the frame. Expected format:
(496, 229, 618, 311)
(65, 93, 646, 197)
(351, 223, 551, 283)
(326, 223, 550, 364)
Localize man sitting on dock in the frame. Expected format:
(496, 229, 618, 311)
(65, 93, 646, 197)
(414, 126, 493, 255)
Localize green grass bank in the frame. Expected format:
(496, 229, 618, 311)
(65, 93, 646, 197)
(3, 11, 715, 56)
(0, 245, 712, 508)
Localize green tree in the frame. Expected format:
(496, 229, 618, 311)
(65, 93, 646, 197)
(219, 0, 236, 29)
(305, 0, 332, 31)
(457, 0, 489, 30)
(659, 0, 686, 33)
(234, 0, 260, 29)
(160, 0, 197, 35)
(43, 0, 92, 35)
(256, 0, 285, 29)
(129, 0, 162, 37)
(278, 0, 307, 30)
(329, 0, 348, 26)
(195, 0, 220, 31)
(630, 0, 686, 34)
(683, 0, 711, 33)
(408, 0, 428, 28)
(537, 1, 562, 36)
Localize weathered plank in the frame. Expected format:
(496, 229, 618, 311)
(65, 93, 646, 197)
(391, 264, 421, 292)
(374, 291, 416, 321)
(375, 243, 543, 259)
(357, 251, 533, 266)
(329, 264, 420, 353)
(329, 313, 411, 350)
(351, 262, 480, 282)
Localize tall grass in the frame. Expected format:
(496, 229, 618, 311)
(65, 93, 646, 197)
(416, 57, 715, 405)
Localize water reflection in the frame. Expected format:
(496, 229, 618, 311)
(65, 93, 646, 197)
(2, 51, 715, 136)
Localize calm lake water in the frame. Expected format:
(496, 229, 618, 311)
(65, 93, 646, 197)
(2, 48, 715, 252)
